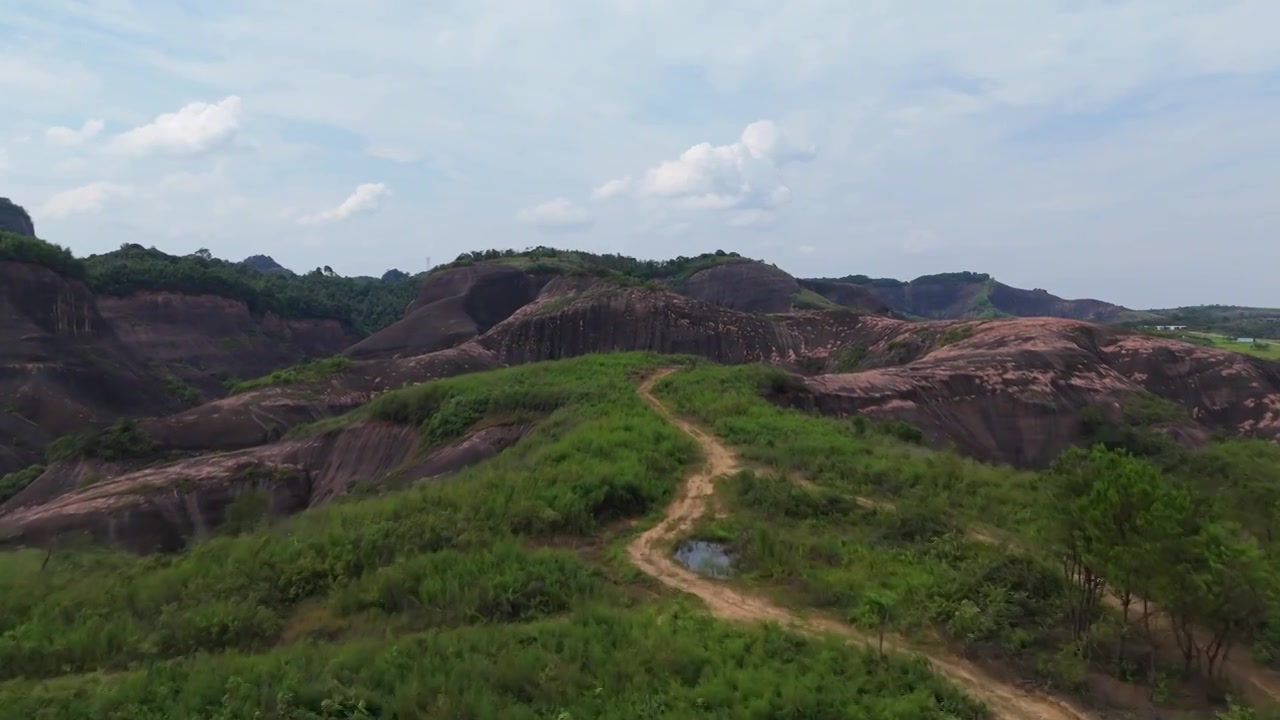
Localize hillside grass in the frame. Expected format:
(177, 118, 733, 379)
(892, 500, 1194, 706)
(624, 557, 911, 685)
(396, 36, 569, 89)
(227, 356, 354, 394)
(0, 352, 999, 717)
(653, 363, 1280, 707)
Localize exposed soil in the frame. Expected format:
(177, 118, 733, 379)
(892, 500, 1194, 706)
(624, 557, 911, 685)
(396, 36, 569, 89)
(629, 369, 1100, 720)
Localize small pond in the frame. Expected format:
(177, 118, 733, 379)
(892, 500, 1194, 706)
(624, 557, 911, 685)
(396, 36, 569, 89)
(674, 540, 733, 578)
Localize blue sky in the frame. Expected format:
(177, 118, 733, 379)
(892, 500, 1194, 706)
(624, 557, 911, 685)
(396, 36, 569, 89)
(2, 0, 1279, 308)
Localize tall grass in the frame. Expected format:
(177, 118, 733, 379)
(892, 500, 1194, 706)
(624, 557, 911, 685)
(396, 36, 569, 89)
(654, 363, 1044, 534)
(0, 607, 985, 719)
(0, 353, 696, 680)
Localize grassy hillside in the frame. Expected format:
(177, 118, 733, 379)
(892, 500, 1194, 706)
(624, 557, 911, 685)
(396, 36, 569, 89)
(653, 364, 1280, 714)
(1138, 328, 1280, 360)
(3, 354, 1279, 716)
(0, 353, 989, 718)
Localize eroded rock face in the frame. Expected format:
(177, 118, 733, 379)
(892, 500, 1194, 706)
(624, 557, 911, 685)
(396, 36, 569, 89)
(348, 263, 544, 360)
(784, 318, 1280, 467)
(797, 279, 892, 315)
(138, 342, 499, 454)
(677, 260, 800, 314)
(98, 292, 356, 398)
(0, 198, 35, 237)
(7, 278, 1280, 550)
(0, 263, 173, 473)
(0, 419, 531, 552)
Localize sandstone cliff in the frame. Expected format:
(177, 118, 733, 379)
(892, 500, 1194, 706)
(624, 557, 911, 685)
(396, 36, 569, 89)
(99, 292, 356, 398)
(0, 261, 174, 473)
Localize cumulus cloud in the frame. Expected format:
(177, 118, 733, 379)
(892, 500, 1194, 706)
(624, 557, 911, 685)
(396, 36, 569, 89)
(516, 198, 593, 231)
(45, 119, 105, 146)
(39, 182, 134, 218)
(109, 96, 242, 156)
(594, 120, 815, 212)
(299, 182, 390, 225)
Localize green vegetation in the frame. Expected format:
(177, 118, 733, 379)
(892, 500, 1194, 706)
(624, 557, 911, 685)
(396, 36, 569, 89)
(825, 274, 908, 288)
(85, 245, 416, 335)
(1140, 306, 1280, 342)
(0, 609, 983, 719)
(438, 246, 749, 286)
(228, 356, 354, 395)
(833, 345, 867, 372)
(0, 237, 417, 335)
(0, 353, 998, 717)
(0, 231, 85, 279)
(45, 419, 159, 463)
(161, 374, 201, 407)
(791, 288, 840, 310)
(0, 464, 43, 504)
(655, 363, 1280, 708)
(937, 325, 977, 346)
(8, 353, 1280, 716)
(911, 271, 993, 284)
(1140, 327, 1280, 360)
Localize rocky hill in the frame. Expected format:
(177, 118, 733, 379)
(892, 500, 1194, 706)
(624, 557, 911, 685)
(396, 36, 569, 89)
(0, 198, 35, 237)
(4, 251, 1279, 551)
(803, 271, 1154, 323)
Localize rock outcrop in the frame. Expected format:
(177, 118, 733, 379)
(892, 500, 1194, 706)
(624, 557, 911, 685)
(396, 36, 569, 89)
(781, 318, 1280, 467)
(677, 260, 801, 314)
(0, 262, 175, 474)
(0, 198, 35, 237)
(1, 419, 531, 552)
(348, 263, 545, 359)
(98, 292, 356, 398)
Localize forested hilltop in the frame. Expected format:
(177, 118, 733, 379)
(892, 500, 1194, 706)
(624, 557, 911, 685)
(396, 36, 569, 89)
(0, 232, 417, 336)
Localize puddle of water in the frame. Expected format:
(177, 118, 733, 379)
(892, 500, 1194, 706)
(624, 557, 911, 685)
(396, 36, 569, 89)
(674, 540, 733, 578)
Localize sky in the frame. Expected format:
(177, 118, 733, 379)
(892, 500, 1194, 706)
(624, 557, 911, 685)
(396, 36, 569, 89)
(2, 1, 1279, 309)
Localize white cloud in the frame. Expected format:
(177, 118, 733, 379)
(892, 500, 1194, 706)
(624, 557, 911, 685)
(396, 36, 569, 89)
(590, 177, 632, 200)
(109, 96, 242, 156)
(595, 120, 815, 213)
(299, 183, 389, 225)
(6, 2, 1280, 304)
(45, 119, 105, 146)
(516, 197, 593, 231)
(39, 182, 134, 219)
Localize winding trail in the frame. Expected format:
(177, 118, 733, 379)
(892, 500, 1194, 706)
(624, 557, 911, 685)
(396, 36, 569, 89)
(627, 369, 1101, 720)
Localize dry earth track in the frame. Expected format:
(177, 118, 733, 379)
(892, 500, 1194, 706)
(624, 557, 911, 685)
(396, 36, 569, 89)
(627, 369, 1100, 720)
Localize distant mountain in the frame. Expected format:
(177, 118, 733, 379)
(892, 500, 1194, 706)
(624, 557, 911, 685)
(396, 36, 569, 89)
(802, 271, 1155, 324)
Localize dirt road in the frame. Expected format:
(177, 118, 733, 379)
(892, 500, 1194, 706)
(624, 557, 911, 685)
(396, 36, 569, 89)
(627, 369, 1101, 720)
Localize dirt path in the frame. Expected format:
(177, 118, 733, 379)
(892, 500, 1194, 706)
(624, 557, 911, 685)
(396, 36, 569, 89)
(628, 369, 1101, 720)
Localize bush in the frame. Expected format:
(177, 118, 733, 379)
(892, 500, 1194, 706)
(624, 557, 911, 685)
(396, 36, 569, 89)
(0, 464, 44, 504)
